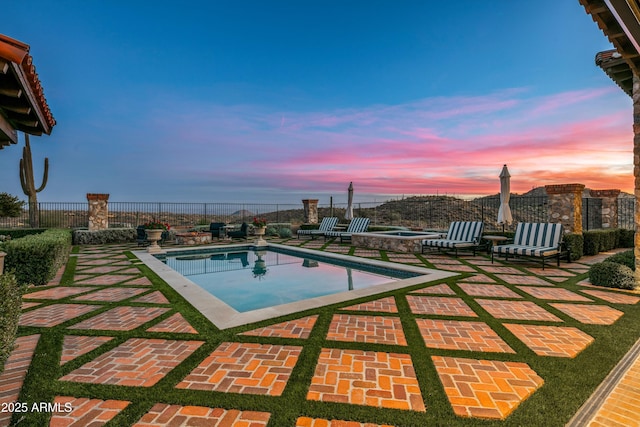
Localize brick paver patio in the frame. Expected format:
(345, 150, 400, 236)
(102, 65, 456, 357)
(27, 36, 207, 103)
(503, 324, 594, 358)
(18, 304, 101, 327)
(406, 295, 478, 317)
(415, 319, 514, 353)
(133, 404, 271, 426)
(327, 314, 408, 346)
(581, 289, 640, 305)
(458, 283, 523, 299)
(515, 286, 593, 302)
(410, 283, 456, 295)
(50, 397, 131, 426)
(0, 335, 40, 426)
(240, 315, 318, 339)
(476, 299, 562, 322)
(23, 286, 96, 300)
(60, 335, 115, 365)
(341, 296, 399, 312)
(68, 306, 170, 331)
(549, 303, 624, 325)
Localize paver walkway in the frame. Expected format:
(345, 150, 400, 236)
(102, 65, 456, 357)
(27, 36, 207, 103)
(1, 241, 639, 426)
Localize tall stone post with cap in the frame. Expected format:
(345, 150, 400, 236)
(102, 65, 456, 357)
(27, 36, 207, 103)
(87, 193, 109, 231)
(545, 184, 585, 234)
(302, 199, 319, 224)
(590, 189, 621, 228)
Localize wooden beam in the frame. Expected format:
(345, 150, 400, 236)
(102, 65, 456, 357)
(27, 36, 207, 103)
(2, 105, 31, 115)
(0, 58, 8, 74)
(14, 119, 39, 128)
(0, 87, 21, 98)
(0, 113, 17, 145)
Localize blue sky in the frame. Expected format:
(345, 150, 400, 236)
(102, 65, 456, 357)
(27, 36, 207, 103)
(0, 1, 630, 204)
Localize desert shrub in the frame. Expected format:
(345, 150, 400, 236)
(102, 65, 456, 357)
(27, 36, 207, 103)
(563, 233, 583, 261)
(605, 250, 635, 271)
(619, 229, 634, 248)
(589, 261, 636, 290)
(265, 227, 278, 236)
(3, 229, 72, 286)
(72, 228, 137, 245)
(0, 272, 24, 373)
(278, 227, 292, 238)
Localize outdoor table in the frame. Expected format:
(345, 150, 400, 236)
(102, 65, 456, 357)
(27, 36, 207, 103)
(483, 235, 508, 254)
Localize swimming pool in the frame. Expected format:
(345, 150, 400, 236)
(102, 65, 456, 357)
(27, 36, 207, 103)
(136, 243, 456, 329)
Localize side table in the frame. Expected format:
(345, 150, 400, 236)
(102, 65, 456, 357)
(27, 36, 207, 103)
(483, 235, 508, 254)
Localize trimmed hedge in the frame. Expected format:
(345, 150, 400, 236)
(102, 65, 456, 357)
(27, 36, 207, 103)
(563, 233, 584, 261)
(72, 228, 136, 245)
(589, 261, 636, 290)
(0, 229, 46, 239)
(583, 229, 621, 256)
(0, 272, 24, 373)
(605, 250, 635, 271)
(3, 229, 72, 286)
(278, 227, 292, 238)
(619, 229, 635, 248)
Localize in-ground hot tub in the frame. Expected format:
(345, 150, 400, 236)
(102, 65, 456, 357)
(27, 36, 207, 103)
(351, 230, 442, 253)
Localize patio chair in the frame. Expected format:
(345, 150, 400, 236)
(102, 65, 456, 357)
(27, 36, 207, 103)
(209, 222, 227, 238)
(297, 217, 339, 239)
(421, 221, 484, 256)
(227, 222, 249, 240)
(491, 222, 567, 269)
(324, 217, 370, 243)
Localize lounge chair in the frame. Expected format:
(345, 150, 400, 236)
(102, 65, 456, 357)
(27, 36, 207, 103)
(492, 222, 567, 269)
(297, 217, 339, 239)
(227, 222, 248, 240)
(421, 221, 484, 256)
(209, 222, 226, 238)
(324, 217, 370, 243)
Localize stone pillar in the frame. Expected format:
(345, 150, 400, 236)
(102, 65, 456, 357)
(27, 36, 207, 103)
(590, 189, 621, 228)
(87, 193, 109, 231)
(632, 74, 640, 283)
(545, 184, 585, 234)
(302, 199, 319, 224)
(0, 251, 5, 275)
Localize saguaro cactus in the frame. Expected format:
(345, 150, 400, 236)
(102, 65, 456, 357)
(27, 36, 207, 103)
(19, 134, 48, 228)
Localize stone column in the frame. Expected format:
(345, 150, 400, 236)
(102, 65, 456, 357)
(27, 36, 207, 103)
(633, 74, 640, 282)
(87, 193, 109, 231)
(0, 251, 5, 275)
(590, 189, 621, 228)
(302, 199, 319, 224)
(545, 184, 585, 234)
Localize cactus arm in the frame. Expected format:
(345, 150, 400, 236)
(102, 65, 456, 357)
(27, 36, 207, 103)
(35, 157, 48, 192)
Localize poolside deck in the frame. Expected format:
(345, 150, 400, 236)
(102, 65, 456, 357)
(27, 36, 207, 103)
(2, 237, 639, 426)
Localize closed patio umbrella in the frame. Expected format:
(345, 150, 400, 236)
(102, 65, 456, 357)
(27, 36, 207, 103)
(345, 182, 354, 220)
(497, 164, 513, 228)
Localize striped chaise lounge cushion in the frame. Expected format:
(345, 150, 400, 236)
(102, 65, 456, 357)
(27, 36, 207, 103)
(297, 217, 338, 237)
(422, 221, 484, 249)
(324, 217, 370, 240)
(492, 223, 563, 257)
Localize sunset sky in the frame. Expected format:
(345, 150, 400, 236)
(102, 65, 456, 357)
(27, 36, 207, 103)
(0, 1, 632, 204)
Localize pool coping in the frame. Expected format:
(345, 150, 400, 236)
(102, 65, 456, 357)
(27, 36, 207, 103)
(134, 242, 458, 329)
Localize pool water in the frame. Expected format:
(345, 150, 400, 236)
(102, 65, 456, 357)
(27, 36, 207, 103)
(163, 248, 405, 312)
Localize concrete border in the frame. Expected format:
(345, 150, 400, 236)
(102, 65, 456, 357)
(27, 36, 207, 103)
(134, 242, 457, 329)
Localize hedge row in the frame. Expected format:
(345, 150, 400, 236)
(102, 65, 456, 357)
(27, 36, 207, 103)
(72, 228, 137, 245)
(3, 229, 72, 286)
(0, 273, 24, 373)
(0, 229, 47, 239)
(583, 228, 634, 256)
(589, 250, 636, 290)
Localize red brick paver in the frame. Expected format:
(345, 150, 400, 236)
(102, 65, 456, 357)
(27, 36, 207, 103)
(581, 289, 640, 305)
(176, 342, 302, 396)
(307, 348, 425, 411)
(515, 286, 592, 302)
(503, 324, 594, 358)
(550, 303, 624, 325)
(480, 266, 526, 275)
(416, 319, 514, 353)
(495, 274, 553, 286)
(406, 296, 478, 317)
(327, 314, 407, 346)
(342, 296, 399, 312)
(60, 335, 115, 365)
(18, 304, 101, 327)
(132, 290, 170, 304)
(410, 284, 456, 295)
(240, 315, 318, 339)
(432, 356, 544, 419)
(146, 313, 197, 334)
(133, 404, 271, 427)
(0, 335, 40, 426)
(50, 397, 130, 426)
(476, 299, 562, 322)
(459, 274, 497, 283)
(74, 275, 136, 286)
(68, 306, 169, 331)
(60, 338, 204, 387)
(21, 302, 40, 310)
(73, 287, 148, 302)
(122, 276, 153, 286)
(296, 417, 394, 427)
(23, 286, 96, 300)
(458, 284, 523, 299)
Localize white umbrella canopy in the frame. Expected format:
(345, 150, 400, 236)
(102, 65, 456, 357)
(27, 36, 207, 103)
(497, 164, 513, 226)
(345, 182, 354, 220)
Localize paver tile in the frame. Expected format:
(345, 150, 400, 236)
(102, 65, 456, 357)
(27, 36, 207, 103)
(60, 335, 115, 365)
(503, 324, 594, 358)
(74, 275, 135, 286)
(133, 403, 271, 426)
(76, 266, 132, 274)
(458, 284, 523, 299)
(495, 274, 554, 286)
(68, 306, 169, 331)
(73, 287, 148, 302)
(406, 295, 478, 317)
(50, 397, 130, 426)
(296, 417, 394, 427)
(431, 263, 477, 272)
(410, 284, 456, 295)
(581, 289, 640, 305)
(432, 356, 543, 419)
(476, 299, 562, 322)
(341, 296, 399, 312)
(176, 342, 302, 395)
(18, 304, 101, 327)
(516, 286, 592, 302)
(550, 303, 624, 325)
(60, 338, 204, 387)
(21, 301, 40, 310)
(525, 268, 575, 277)
(131, 290, 170, 304)
(480, 266, 525, 275)
(327, 314, 407, 346)
(0, 335, 40, 427)
(122, 276, 153, 286)
(240, 315, 318, 339)
(416, 319, 514, 353)
(459, 274, 497, 283)
(147, 313, 198, 334)
(23, 286, 95, 300)
(307, 348, 426, 411)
